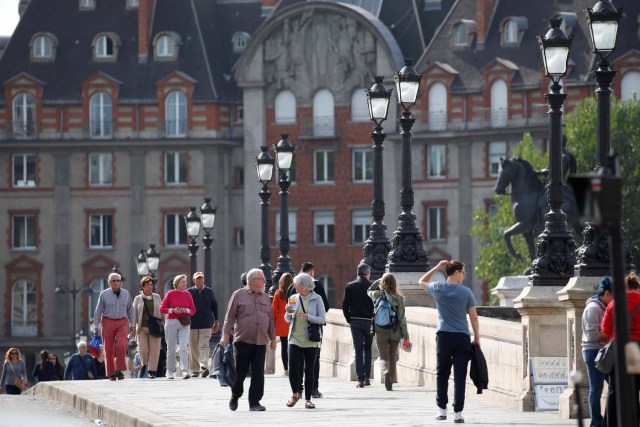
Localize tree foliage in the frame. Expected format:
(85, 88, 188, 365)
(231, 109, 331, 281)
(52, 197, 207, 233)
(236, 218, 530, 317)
(565, 95, 640, 264)
(470, 133, 546, 303)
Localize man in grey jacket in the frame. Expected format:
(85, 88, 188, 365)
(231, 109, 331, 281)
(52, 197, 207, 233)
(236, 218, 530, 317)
(581, 276, 613, 427)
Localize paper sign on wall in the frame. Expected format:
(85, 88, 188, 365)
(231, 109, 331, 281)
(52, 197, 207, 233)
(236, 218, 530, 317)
(530, 357, 568, 411)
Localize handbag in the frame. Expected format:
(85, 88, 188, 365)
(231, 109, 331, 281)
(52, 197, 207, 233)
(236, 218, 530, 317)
(595, 303, 640, 374)
(299, 296, 322, 342)
(9, 363, 27, 390)
(143, 298, 165, 338)
(78, 354, 95, 380)
(178, 315, 191, 326)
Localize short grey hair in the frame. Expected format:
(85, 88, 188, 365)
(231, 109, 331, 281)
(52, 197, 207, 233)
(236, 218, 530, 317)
(357, 263, 370, 277)
(294, 273, 315, 292)
(77, 340, 88, 349)
(246, 268, 265, 283)
(173, 274, 187, 287)
(108, 272, 121, 282)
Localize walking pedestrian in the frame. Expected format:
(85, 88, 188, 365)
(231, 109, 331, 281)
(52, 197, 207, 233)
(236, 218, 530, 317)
(49, 353, 64, 381)
(32, 350, 55, 383)
(93, 272, 136, 381)
(342, 263, 374, 388)
(187, 271, 219, 378)
(1, 347, 28, 394)
(63, 341, 97, 381)
(220, 268, 276, 412)
(272, 273, 293, 375)
(419, 260, 480, 424)
(133, 275, 163, 378)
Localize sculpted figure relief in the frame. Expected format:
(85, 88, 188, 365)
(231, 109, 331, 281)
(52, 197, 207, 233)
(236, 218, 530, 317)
(263, 11, 376, 99)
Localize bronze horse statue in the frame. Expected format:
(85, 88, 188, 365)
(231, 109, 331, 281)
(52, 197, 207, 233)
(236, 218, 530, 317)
(494, 158, 581, 260)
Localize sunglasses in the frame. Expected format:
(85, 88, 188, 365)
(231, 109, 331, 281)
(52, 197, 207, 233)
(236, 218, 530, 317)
(111, 280, 121, 283)
(10, 352, 18, 355)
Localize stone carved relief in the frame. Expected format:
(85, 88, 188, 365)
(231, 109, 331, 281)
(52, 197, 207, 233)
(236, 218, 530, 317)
(264, 11, 376, 101)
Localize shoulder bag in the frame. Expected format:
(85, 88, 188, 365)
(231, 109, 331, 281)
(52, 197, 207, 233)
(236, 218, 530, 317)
(595, 303, 640, 374)
(299, 296, 322, 342)
(144, 298, 165, 338)
(9, 362, 28, 390)
(78, 355, 95, 380)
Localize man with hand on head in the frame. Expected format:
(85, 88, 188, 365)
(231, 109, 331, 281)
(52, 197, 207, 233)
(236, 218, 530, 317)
(220, 268, 276, 412)
(419, 260, 479, 424)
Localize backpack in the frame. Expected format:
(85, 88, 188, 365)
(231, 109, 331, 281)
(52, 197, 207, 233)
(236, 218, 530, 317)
(373, 292, 397, 330)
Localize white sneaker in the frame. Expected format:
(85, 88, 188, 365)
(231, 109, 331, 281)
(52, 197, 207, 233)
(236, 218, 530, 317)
(166, 372, 174, 380)
(453, 412, 464, 423)
(436, 407, 447, 420)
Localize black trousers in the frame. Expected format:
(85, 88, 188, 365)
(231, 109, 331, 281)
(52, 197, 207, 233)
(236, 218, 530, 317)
(436, 332, 471, 413)
(232, 342, 266, 407)
(602, 367, 640, 427)
(280, 336, 288, 372)
(288, 344, 319, 401)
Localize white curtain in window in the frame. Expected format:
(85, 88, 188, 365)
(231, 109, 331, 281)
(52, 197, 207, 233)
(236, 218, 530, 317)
(166, 91, 187, 136)
(12, 279, 37, 336)
(428, 83, 447, 131)
(621, 72, 640, 102)
(490, 79, 508, 128)
(313, 89, 334, 136)
(351, 89, 368, 122)
(12, 93, 36, 137)
(275, 90, 296, 124)
(90, 93, 112, 138)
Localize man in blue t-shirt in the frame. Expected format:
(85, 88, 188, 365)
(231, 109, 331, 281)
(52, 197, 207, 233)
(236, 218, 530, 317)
(419, 260, 480, 424)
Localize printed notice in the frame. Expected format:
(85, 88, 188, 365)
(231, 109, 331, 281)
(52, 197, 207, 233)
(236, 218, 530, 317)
(530, 357, 568, 411)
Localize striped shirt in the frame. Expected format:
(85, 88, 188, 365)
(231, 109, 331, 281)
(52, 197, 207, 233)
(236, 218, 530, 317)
(94, 287, 136, 328)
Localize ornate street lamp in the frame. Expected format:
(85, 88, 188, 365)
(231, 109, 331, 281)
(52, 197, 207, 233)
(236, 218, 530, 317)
(255, 146, 276, 291)
(529, 19, 576, 285)
(361, 76, 392, 279)
(200, 198, 217, 288)
(576, 0, 633, 276)
(387, 59, 429, 272)
(136, 244, 161, 281)
(272, 134, 295, 285)
(55, 280, 93, 350)
(185, 207, 201, 282)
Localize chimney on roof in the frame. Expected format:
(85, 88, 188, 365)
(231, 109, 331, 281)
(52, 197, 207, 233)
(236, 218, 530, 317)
(476, 0, 497, 45)
(261, 0, 278, 6)
(138, 0, 155, 63)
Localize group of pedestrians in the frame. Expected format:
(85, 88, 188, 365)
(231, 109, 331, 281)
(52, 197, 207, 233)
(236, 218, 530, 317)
(1, 348, 66, 394)
(93, 270, 219, 381)
(581, 273, 640, 427)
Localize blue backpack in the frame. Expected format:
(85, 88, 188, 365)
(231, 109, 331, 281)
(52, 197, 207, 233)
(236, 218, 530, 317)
(373, 292, 397, 330)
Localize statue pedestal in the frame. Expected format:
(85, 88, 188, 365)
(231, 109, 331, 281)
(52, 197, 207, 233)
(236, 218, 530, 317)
(513, 284, 567, 411)
(492, 276, 530, 307)
(392, 272, 435, 308)
(557, 275, 600, 419)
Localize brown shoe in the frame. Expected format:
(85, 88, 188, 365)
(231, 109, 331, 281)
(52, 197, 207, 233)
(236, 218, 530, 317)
(364, 377, 371, 386)
(356, 381, 365, 388)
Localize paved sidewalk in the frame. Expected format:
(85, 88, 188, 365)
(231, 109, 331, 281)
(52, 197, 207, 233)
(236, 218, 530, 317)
(29, 374, 583, 427)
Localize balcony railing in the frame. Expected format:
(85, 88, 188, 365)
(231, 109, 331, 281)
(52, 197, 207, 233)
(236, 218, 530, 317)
(88, 120, 114, 139)
(10, 121, 38, 139)
(428, 111, 447, 131)
(12, 321, 37, 337)
(161, 119, 188, 138)
(489, 108, 508, 128)
(300, 115, 339, 139)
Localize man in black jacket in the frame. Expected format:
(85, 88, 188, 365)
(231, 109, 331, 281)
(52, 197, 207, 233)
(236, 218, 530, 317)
(188, 272, 219, 378)
(342, 263, 374, 388)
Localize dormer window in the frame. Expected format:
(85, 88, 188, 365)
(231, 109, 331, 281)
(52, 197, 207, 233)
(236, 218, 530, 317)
(452, 20, 476, 48)
(93, 33, 120, 61)
(127, 0, 139, 8)
(556, 13, 577, 37)
(30, 33, 58, 61)
(154, 33, 181, 60)
(232, 32, 251, 54)
(79, 0, 96, 10)
(501, 17, 528, 46)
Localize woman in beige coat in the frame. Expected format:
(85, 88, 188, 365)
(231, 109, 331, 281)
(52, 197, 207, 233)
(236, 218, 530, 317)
(133, 276, 163, 378)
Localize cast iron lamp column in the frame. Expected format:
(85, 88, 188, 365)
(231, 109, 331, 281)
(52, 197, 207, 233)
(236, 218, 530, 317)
(576, 0, 633, 275)
(55, 280, 92, 350)
(272, 134, 295, 285)
(255, 146, 276, 290)
(387, 58, 429, 272)
(200, 198, 217, 288)
(361, 76, 392, 279)
(529, 19, 576, 285)
(185, 207, 201, 283)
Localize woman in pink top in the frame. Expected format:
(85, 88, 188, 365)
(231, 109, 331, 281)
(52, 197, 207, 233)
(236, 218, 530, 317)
(160, 274, 196, 379)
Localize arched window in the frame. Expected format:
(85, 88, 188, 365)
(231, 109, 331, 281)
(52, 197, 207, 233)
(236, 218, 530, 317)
(621, 71, 640, 102)
(503, 19, 518, 45)
(350, 89, 368, 122)
(428, 83, 447, 131)
(165, 91, 187, 137)
(12, 93, 36, 138)
(274, 90, 296, 124)
(232, 31, 251, 53)
(90, 92, 113, 138)
(490, 79, 508, 128)
(313, 89, 335, 137)
(164, 279, 174, 296)
(12, 279, 37, 337)
(32, 35, 53, 59)
(317, 275, 335, 308)
(453, 23, 467, 46)
(94, 34, 118, 59)
(156, 35, 175, 58)
(88, 278, 107, 325)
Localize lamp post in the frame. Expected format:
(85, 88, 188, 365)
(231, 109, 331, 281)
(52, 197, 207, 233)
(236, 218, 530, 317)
(185, 207, 201, 283)
(361, 76, 392, 279)
(55, 280, 92, 350)
(387, 58, 429, 272)
(200, 198, 217, 288)
(528, 19, 577, 286)
(576, 0, 634, 276)
(136, 244, 161, 281)
(255, 145, 276, 291)
(272, 134, 295, 285)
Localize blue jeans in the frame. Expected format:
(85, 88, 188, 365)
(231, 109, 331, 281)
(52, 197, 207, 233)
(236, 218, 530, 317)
(583, 348, 607, 427)
(350, 319, 373, 382)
